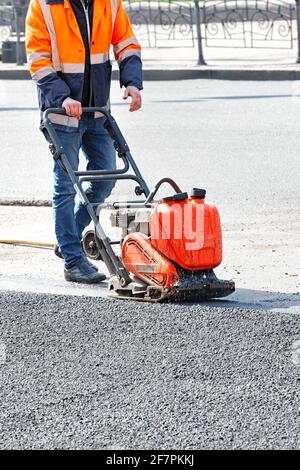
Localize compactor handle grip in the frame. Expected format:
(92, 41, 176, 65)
(43, 106, 110, 119)
(42, 107, 129, 157)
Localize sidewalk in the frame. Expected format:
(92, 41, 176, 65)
(1, 42, 300, 80)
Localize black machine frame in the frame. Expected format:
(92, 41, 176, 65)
(42, 106, 182, 291)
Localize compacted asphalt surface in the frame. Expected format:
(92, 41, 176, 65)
(1, 290, 300, 449)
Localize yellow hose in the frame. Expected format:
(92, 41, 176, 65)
(0, 240, 55, 249)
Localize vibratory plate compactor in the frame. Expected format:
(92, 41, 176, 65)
(43, 107, 235, 302)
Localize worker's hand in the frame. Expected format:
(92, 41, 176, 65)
(123, 86, 142, 112)
(62, 97, 82, 120)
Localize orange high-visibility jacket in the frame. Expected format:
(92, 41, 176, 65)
(25, 0, 142, 119)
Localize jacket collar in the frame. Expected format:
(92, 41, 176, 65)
(91, 0, 106, 43)
(63, 0, 105, 45)
(64, 0, 83, 43)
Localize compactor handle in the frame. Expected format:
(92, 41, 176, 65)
(43, 106, 111, 119)
(42, 107, 129, 157)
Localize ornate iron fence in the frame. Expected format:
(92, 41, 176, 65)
(123, 0, 300, 63)
(123, 0, 196, 47)
(2, 0, 300, 65)
(0, 5, 13, 42)
(203, 0, 295, 49)
(0, 3, 27, 36)
(0, 5, 14, 26)
(123, 0, 297, 49)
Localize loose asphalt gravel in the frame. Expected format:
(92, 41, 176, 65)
(1, 290, 300, 450)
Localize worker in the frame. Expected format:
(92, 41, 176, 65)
(25, 0, 142, 284)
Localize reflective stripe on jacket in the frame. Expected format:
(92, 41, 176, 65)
(25, 0, 142, 118)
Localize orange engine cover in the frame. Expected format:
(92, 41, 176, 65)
(149, 195, 222, 270)
(121, 232, 179, 289)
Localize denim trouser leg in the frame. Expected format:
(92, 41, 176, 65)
(52, 125, 83, 269)
(74, 117, 116, 239)
(52, 115, 116, 269)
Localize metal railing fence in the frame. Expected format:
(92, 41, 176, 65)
(2, 1, 300, 65)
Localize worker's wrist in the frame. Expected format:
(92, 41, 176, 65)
(123, 82, 143, 91)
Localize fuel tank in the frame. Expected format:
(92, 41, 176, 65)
(149, 189, 222, 270)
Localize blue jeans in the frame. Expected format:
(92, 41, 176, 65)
(52, 113, 116, 269)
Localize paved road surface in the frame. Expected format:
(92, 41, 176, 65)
(1, 290, 300, 449)
(1, 79, 300, 213)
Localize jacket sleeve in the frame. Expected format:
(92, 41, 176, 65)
(25, 0, 71, 109)
(111, 0, 143, 90)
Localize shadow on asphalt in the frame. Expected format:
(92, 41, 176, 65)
(0, 107, 39, 112)
(153, 94, 296, 103)
(1, 95, 295, 113)
(0, 102, 129, 112)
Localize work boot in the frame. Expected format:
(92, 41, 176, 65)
(54, 243, 63, 259)
(81, 257, 102, 277)
(54, 243, 98, 272)
(64, 259, 106, 284)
